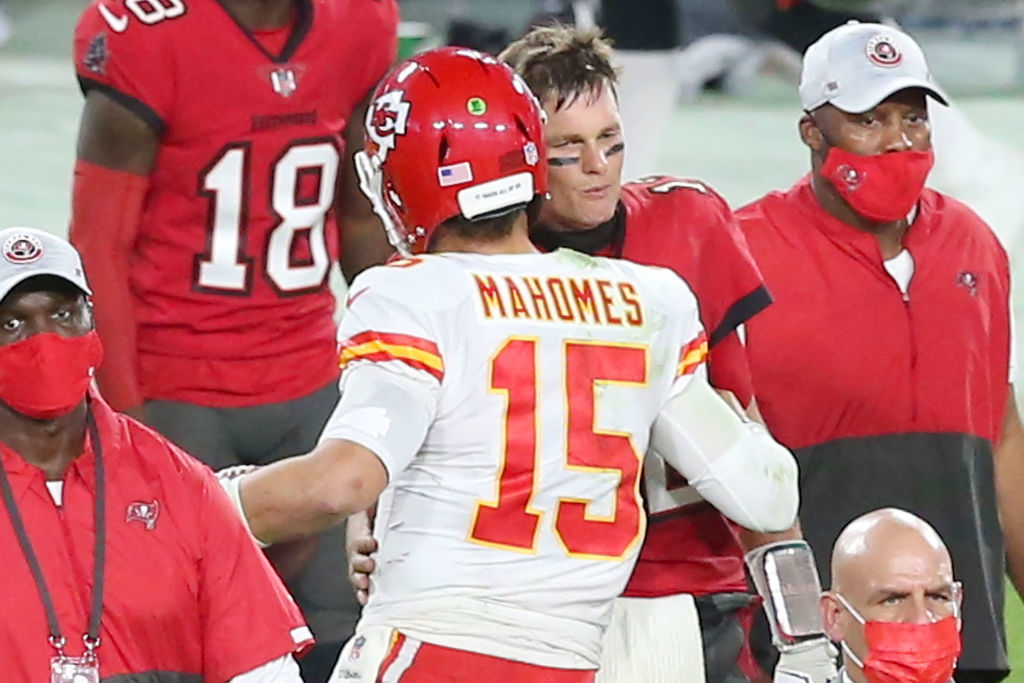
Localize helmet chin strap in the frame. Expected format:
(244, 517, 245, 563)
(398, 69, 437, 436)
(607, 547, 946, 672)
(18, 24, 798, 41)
(354, 149, 413, 258)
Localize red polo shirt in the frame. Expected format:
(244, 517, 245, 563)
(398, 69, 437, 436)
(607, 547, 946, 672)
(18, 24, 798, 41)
(0, 391, 313, 681)
(737, 177, 1010, 449)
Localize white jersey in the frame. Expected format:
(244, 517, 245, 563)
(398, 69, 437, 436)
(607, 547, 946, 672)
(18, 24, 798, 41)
(324, 249, 707, 669)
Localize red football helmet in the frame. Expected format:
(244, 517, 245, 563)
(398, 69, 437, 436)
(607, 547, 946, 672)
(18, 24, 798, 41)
(355, 47, 548, 255)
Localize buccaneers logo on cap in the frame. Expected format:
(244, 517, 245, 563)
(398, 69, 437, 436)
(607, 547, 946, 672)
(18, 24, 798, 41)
(866, 35, 902, 68)
(3, 233, 44, 264)
(367, 89, 411, 162)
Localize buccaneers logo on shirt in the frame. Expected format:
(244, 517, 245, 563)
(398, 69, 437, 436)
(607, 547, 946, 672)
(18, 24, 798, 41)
(126, 500, 160, 530)
(957, 271, 979, 297)
(83, 33, 109, 75)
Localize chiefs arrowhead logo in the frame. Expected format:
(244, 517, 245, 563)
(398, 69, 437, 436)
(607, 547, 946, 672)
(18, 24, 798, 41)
(366, 90, 411, 162)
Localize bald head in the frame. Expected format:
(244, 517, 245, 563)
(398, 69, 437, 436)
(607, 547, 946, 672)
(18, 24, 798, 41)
(831, 508, 951, 595)
(822, 509, 961, 680)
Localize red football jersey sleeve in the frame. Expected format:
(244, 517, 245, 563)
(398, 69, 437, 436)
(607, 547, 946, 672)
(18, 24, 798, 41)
(616, 177, 771, 597)
(73, 0, 176, 130)
(194, 462, 313, 679)
(71, 0, 399, 407)
(618, 177, 770, 403)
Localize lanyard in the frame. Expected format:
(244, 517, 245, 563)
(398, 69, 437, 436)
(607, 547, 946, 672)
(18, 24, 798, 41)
(0, 411, 106, 660)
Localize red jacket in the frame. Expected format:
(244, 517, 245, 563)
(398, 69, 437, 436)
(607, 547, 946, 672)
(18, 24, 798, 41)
(738, 177, 1010, 449)
(736, 177, 1011, 674)
(0, 391, 312, 681)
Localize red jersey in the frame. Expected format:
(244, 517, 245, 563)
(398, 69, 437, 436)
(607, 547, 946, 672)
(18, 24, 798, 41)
(0, 391, 313, 680)
(72, 0, 398, 406)
(544, 177, 771, 597)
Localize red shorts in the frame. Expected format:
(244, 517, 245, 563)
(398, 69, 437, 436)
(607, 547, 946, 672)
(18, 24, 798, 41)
(376, 633, 597, 682)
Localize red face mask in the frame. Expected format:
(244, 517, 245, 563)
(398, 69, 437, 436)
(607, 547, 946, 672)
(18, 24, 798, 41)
(821, 147, 935, 223)
(838, 595, 961, 683)
(0, 331, 104, 419)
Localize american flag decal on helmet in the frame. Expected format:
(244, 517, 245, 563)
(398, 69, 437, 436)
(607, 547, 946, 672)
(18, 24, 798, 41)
(437, 162, 473, 187)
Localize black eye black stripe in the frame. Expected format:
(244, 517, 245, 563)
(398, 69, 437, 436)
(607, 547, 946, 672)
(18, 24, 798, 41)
(547, 140, 625, 167)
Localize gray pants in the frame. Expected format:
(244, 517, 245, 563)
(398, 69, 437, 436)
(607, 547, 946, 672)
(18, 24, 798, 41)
(696, 592, 757, 683)
(147, 380, 358, 683)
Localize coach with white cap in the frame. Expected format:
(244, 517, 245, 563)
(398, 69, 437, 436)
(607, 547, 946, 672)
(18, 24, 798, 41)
(734, 22, 1023, 683)
(0, 226, 314, 681)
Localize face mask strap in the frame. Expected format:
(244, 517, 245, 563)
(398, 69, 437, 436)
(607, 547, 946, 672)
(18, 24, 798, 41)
(834, 593, 869, 673)
(841, 639, 866, 671)
(834, 592, 866, 625)
(950, 581, 963, 623)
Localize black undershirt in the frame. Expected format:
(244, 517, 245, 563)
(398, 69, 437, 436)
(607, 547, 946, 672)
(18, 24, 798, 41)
(530, 201, 628, 257)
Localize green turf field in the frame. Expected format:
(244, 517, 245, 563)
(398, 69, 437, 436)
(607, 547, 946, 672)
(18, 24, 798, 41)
(1, 0, 1021, 675)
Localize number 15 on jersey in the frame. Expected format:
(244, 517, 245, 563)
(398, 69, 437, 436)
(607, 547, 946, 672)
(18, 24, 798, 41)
(469, 338, 648, 561)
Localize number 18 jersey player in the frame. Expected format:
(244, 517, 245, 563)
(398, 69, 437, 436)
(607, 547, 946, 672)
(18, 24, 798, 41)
(220, 47, 800, 681)
(71, 2, 398, 676)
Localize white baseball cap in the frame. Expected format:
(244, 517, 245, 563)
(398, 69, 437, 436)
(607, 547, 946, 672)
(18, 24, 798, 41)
(0, 227, 91, 303)
(799, 21, 948, 113)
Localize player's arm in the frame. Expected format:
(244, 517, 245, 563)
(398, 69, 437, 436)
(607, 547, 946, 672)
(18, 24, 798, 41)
(650, 368, 799, 534)
(71, 89, 157, 418)
(741, 523, 839, 683)
(696, 188, 772, 407)
(996, 389, 1024, 600)
(334, 0, 398, 280)
(654, 366, 834, 681)
(336, 94, 397, 281)
(228, 356, 438, 545)
(236, 438, 388, 545)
